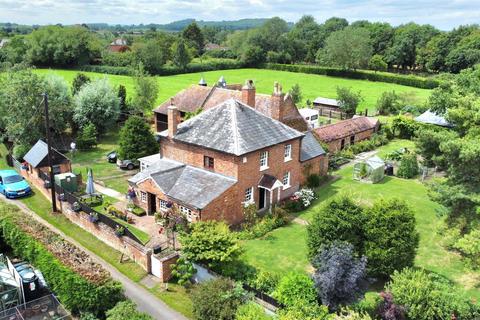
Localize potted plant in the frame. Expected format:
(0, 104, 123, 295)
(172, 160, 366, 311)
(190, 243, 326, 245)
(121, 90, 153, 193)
(88, 212, 99, 223)
(72, 202, 81, 212)
(115, 226, 125, 237)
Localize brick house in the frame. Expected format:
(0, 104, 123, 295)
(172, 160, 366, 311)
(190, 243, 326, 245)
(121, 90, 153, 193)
(108, 38, 130, 53)
(153, 80, 308, 133)
(22, 140, 72, 187)
(129, 98, 327, 225)
(314, 116, 380, 153)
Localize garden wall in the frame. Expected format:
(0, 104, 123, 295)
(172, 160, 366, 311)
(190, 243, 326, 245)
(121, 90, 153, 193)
(60, 202, 153, 272)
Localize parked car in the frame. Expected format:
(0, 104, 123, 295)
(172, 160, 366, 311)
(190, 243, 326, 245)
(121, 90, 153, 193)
(117, 159, 139, 170)
(107, 151, 118, 163)
(0, 170, 31, 199)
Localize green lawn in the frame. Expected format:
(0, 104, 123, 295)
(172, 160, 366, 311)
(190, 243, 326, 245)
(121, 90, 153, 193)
(34, 68, 431, 113)
(241, 139, 480, 301)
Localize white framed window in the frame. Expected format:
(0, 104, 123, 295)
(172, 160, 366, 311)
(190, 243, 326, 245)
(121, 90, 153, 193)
(282, 172, 291, 189)
(243, 156, 248, 163)
(140, 191, 147, 203)
(284, 144, 292, 161)
(159, 199, 168, 211)
(260, 151, 269, 170)
(179, 205, 195, 222)
(244, 187, 254, 204)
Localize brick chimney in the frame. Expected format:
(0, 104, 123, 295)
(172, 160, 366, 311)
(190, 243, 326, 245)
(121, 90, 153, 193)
(271, 81, 285, 121)
(168, 98, 179, 138)
(241, 80, 256, 107)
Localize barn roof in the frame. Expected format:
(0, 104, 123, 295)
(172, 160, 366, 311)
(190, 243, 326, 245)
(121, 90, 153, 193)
(23, 140, 70, 168)
(314, 117, 379, 142)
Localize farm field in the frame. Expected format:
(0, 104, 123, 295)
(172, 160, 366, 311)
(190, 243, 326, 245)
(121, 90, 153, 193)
(240, 139, 480, 301)
(34, 68, 432, 113)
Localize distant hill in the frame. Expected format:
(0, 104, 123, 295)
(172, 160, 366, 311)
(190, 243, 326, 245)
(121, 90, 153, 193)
(85, 18, 288, 32)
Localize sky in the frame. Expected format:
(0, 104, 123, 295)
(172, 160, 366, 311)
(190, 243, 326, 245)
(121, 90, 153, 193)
(0, 0, 479, 30)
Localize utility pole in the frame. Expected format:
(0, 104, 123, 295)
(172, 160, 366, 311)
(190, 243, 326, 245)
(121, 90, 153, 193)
(43, 93, 57, 213)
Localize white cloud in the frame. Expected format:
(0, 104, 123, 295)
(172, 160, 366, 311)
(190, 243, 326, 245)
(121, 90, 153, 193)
(0, 0, 478, 29)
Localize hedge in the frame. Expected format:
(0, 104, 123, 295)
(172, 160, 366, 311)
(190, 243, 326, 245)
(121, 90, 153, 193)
(262, 63, 440, 89)
(0, 206, 124, 317)
(81, 58, 244, 77)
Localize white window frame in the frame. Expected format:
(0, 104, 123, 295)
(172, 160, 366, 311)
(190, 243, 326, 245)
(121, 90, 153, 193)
(284, 144, 292, 162)
(159, 199, 168, 211)
(282, 172, 291, 190)
(140, 191, 147, 203)
(260, 151, 269, 170)
(244, 187, 254, 204)
(179, 205, 195, 222)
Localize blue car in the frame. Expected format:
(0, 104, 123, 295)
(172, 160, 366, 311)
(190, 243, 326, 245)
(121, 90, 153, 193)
(0, 170, 32, 199)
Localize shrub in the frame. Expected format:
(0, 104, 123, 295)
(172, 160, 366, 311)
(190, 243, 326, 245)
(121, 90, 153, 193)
(452, 228, 480, 268)
(12, 143, 30, 160)
(106, 301, 152, 320)
(288, 188, 317, 211)
(307, 195, 365, 259)
(171, 257, 196, 286)
(312, 242, 368, 311)
(273, 272, 317, 307)
(391, 116, 419, 139)
(248, 270, 280, 295)
(397, 153, 419, 179)
(375, 291, 406, 320)
(387, 268, 480, 320)
(335, 308, 373, 319)
(235, 302, 272, 320)
(262, 63, 440, 89)
(277, 303, 331, 320)
(364, 199, 419, 278)
(129, 205, 146, 217)
(306, 174, 321, 188)
(72, 73, 91, 95)
(191, 278, 246, 320)
(76, 122, 98, 150)
(376, 91, 401, 115)
(237, 214, 286, 240)
(180, 221, 241, 268)
(0, 205, 124, 317)
(118, 116, 158, 161)
(337, 86, 362, 117)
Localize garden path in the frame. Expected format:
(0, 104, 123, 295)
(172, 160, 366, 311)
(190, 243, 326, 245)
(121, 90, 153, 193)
(94, 182, 125, 202)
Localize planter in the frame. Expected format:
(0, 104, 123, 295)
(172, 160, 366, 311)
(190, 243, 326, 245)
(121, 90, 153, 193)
(72, 202, 81, 212)
(88, 213, 99, 223)
(115, 226, 125, 237)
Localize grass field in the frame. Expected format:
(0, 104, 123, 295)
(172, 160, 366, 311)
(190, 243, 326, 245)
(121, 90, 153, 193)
(34, 68, 432, 113)
(241, 139, 480, 301)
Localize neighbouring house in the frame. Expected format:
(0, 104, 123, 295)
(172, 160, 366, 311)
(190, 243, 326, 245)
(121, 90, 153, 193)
(108, 38, 130, 53)
(299, 108, 319, 129)
(22, 140, 72, 188)
(129, 98, 328, 225)
(314, 116, 380, 153)
(313, 97, 340, 110)
(204, 43, 229, 51)
(153, 79, 308, 133)
(415, 109, 452, 128)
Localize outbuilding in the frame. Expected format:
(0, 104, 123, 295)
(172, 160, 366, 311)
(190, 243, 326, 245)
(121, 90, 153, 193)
(353, 155, 385, 183)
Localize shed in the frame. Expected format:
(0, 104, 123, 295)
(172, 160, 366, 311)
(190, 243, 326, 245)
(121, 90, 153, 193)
(313, 97, 340, 109)
(353, 155, 385, 183)
(23, 140, 70, 169)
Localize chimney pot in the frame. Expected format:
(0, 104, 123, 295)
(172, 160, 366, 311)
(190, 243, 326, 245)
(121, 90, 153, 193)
(271, 81, 285, 121)
(241, 79, 256, 107)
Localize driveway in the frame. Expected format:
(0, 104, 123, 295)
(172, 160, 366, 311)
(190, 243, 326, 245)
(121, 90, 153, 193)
(3, 198, 187, 320)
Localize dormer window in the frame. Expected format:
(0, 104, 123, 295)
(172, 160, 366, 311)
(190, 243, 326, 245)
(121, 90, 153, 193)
(260, 151, 269, 170)
(284, 144, 292, 162)
(204, 156, 214, 169)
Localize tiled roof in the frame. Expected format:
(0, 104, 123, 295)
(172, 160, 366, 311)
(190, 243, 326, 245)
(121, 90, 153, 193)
(300, 131, 326, 161)
(128, 158, 236, 209)
(160, 99, 304, 156)
(23, 140, 69, 168)
(314, 116, 379, 142)
(153, 85, 308, 132)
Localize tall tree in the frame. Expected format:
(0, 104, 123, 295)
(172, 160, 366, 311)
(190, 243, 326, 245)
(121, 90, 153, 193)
(171, 38, 191, 69)
(336, 86, 362, 116)
(131, 64, 159, 114)
(118, 116, 158, 160)
(182, 22, 205, 55)
(319, 27, 372, 70)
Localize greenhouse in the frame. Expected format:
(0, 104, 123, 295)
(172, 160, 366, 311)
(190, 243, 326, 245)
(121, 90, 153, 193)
(353, 155, 385, 183)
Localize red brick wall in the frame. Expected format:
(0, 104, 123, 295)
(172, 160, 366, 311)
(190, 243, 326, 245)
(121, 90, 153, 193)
(300, 154, 329, 185)
(327, 129, 375, 153)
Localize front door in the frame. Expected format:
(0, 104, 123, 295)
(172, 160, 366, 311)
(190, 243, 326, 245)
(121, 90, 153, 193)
(148, 193, 157, 215)
(258, 188, 266, 210)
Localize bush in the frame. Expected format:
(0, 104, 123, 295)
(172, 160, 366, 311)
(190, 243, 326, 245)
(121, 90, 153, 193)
(0, 206, 124, 317)
(128, 205, 146, 217)
(376, 91, 401, 115)
(263, 63, 440, 89)
(277, 302, 330, 320)
(452, 228, 480, 268)
(387, 268, 480, 320)
(171, 257, 196, 286)
(273, 272, 317, 307)
(337, 87, 362, 117)
(237, 214, 287, 240)
(397, 153, 419, 179)
(118, 116, 158, 161)
(235, 302, 272, 320)
(307, 195, 365, 259)
(306, 174, 321, 188)
(312, 242, 368, 311)
(191, 278, 246, 320)
(12, 143, 30, 160)
(248, 270, 280, 295)
(76, 122, 97, 150)
(106, 301, 152, 320)
(391, 116, 419, 139)
(375, 291, 406, 320)
(180, 221, 241, 268)
(284, 188, 317, 212)
(364, 199, 419, 278)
